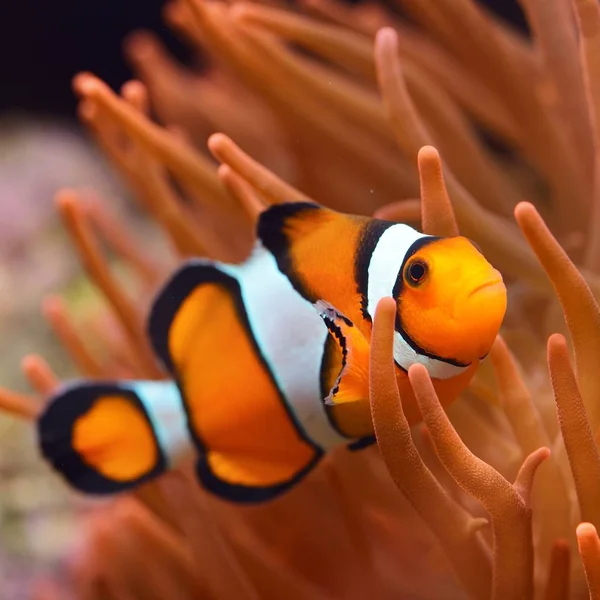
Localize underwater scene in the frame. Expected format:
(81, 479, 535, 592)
(0, 0, 599, 598)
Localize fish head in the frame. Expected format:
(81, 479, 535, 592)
(395, 236, 507, 367)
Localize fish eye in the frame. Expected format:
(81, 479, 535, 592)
(405, 259, 428, 286)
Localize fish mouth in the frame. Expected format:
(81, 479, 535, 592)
(468, 278, 505, 298)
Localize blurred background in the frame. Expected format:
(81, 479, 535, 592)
(0, 0, 525, 117)
(0, 0, 526, 597)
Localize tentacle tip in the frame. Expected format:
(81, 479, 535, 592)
(417, 145, 439, 161)
(374, 296, 397, 316)
(538, 446, 552, 460)
(72, 72, 101, 97)
(20, 354, 39, 374)
(41, 295, 63, 318)
(577, 522, 598, 538)
(547, 332, 568, 352)
(407, 362, 429, 379)
(120, 79, 146, 99)
(513, 201, 537, 221)
(375, 26, 398, 49)
(217, 164, 231, 177)
(207, 132, 230, 153)
(376, 26, 397, 40)
(54, 188, 79, 210)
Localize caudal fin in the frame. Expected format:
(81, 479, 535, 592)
(38, 380, 192, 495)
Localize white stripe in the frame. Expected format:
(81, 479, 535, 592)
(223, 246, 348, 451)
(393, 333, 468, 379)
(124, 380, 195, 467)
(366, 224, 424, 319)
(366, 224, 469, 380)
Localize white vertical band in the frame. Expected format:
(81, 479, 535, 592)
(224, 246, 348, 451)
(124, 380, 195, 467)
(366, 225, 469, 380)
(366, 224, 424, 319)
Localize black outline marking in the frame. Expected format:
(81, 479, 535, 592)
(319, 311, 349, 402)
(392, 237, 470, 369)
(148, 258, 205, 375)
(355, 219, 395, 321)
(318, 334, 352, 438)
(347, 436, 376, 451)
(147, 261, 324, 503)
(37, 382, 167, 495)
(316, 302, 371, 442)
(394, 315, 470, 368)
(196, 453, 322, 504)
(256, 201, 321, 301)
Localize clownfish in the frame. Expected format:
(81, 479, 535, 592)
(38, 202, 507, 503)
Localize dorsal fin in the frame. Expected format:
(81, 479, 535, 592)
(257, 201, 329, 255)
(257, 202, 368, 329)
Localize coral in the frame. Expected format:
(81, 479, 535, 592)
(4, 0, 600, 598)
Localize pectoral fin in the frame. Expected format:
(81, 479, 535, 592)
(316, 301, 374, 442)
(315, 301, 370, 405)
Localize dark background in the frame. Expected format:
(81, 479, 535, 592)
(0, 0, 527, 119)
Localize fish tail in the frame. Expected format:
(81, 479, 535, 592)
(37, 379, 191, 495)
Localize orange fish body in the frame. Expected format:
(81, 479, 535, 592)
(38, 202, 506, 502)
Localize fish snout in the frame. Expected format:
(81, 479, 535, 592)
(455, 269, 507, 359)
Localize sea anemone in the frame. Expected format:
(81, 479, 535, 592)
(3, 0, 600, 598)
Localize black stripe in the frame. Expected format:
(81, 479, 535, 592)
(148, 261, 323, 503)
(394, 316, 470, 368)
(347, 436, 376, 451)
(355, 219, 395, 321)
(392, 237, 470, 369)
(256, 201, 321, 301)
